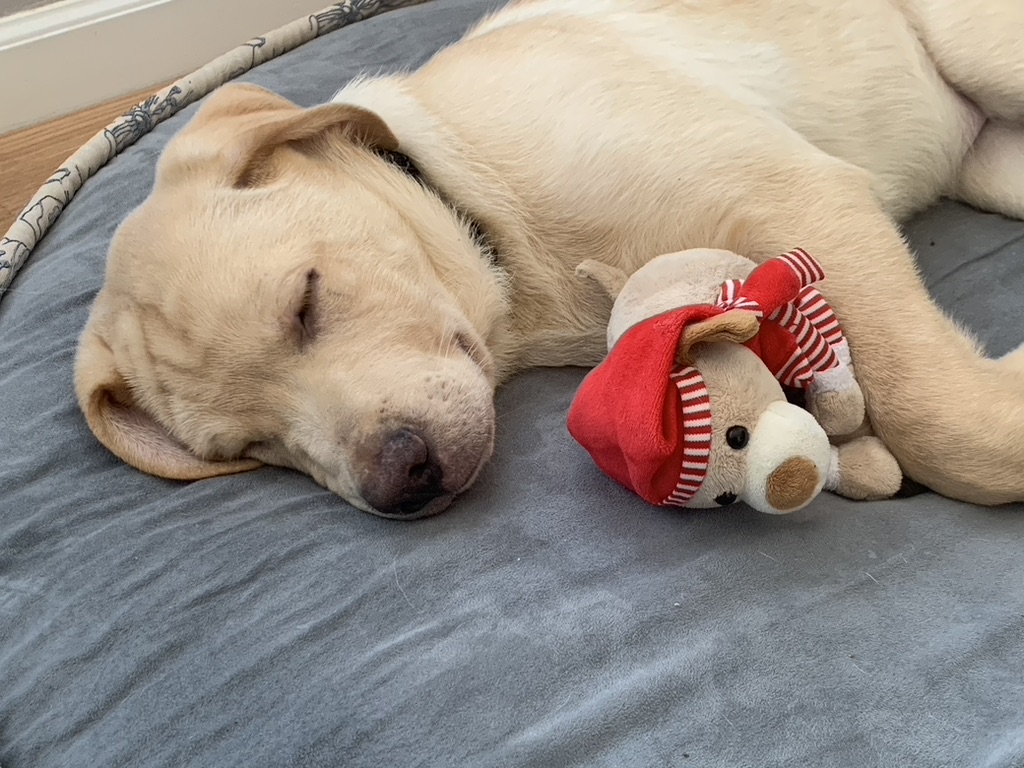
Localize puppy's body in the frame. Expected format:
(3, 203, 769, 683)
(76, 0, 1024, 515)
(337, 0, 985, 366)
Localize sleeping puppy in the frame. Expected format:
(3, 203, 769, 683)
(75, 0, 1024, 518)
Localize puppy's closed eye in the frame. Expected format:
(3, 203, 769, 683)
(293, 268, 321, 347)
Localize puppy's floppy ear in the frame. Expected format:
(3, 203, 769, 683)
(161, 82, 398, 187)
(74, 314, 261, 481)
(229, 99, 399, 188)
(677, 310, 760, 367)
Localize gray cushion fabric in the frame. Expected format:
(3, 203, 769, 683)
(2, 1, 1024, 766)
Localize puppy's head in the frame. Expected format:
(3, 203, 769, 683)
(75, 84, 509, 518)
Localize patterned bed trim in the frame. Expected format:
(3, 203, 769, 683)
(0, 0, 428, 301)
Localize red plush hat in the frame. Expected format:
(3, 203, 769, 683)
(567, 248, 840, 506)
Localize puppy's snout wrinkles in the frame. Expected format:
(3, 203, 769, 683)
(363, 428, 447, 517)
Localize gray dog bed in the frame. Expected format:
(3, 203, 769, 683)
(1, 1, 1023, 766)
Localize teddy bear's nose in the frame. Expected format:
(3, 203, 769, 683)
(765, 457, 820, 512)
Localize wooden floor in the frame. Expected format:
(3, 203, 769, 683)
(0, 85, 166, 236)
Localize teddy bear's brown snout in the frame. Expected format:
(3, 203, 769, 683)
(765, 457, 820, 512)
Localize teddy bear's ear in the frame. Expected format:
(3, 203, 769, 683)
(678, 310, 761, 366)
(575, 259, 629, 299)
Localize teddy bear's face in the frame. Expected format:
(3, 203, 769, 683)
(684, 343, 832, 513)
(684, 343, 783, 508)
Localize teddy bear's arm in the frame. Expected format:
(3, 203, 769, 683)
(824, 436, 903, 500)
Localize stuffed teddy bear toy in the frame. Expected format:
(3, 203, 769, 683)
(566, 247, 903, 515)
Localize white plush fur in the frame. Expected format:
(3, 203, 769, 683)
(744, 402, 831, 514)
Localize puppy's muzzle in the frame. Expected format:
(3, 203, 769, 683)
(360, 427, 452, 518)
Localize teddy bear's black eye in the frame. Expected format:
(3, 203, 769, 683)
(726, 426, 749, 450)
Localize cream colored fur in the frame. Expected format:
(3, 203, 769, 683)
(76, 0, 1024, 515)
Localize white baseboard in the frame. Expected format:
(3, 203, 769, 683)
(0, 0, 329, 134)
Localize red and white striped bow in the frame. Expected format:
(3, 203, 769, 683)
(714, 248, 846, 389)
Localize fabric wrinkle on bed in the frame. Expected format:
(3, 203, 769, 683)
(1, 1, 1024, 767)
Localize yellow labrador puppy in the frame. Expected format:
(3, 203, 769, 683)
(76, 0, 1024, 518)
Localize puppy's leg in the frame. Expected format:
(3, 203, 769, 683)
(998, 343, 1024, 377)
(956, 122, 1024, 220)
(900, 0, 1024, 121)
(725, 159, 1024, 505)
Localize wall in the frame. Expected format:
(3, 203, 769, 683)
(0, 0, 59, 18)
(0, 0, 328, 134)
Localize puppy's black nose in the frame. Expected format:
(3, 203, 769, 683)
(715, 492, 738, 506)
(363, 428, 447, 517)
